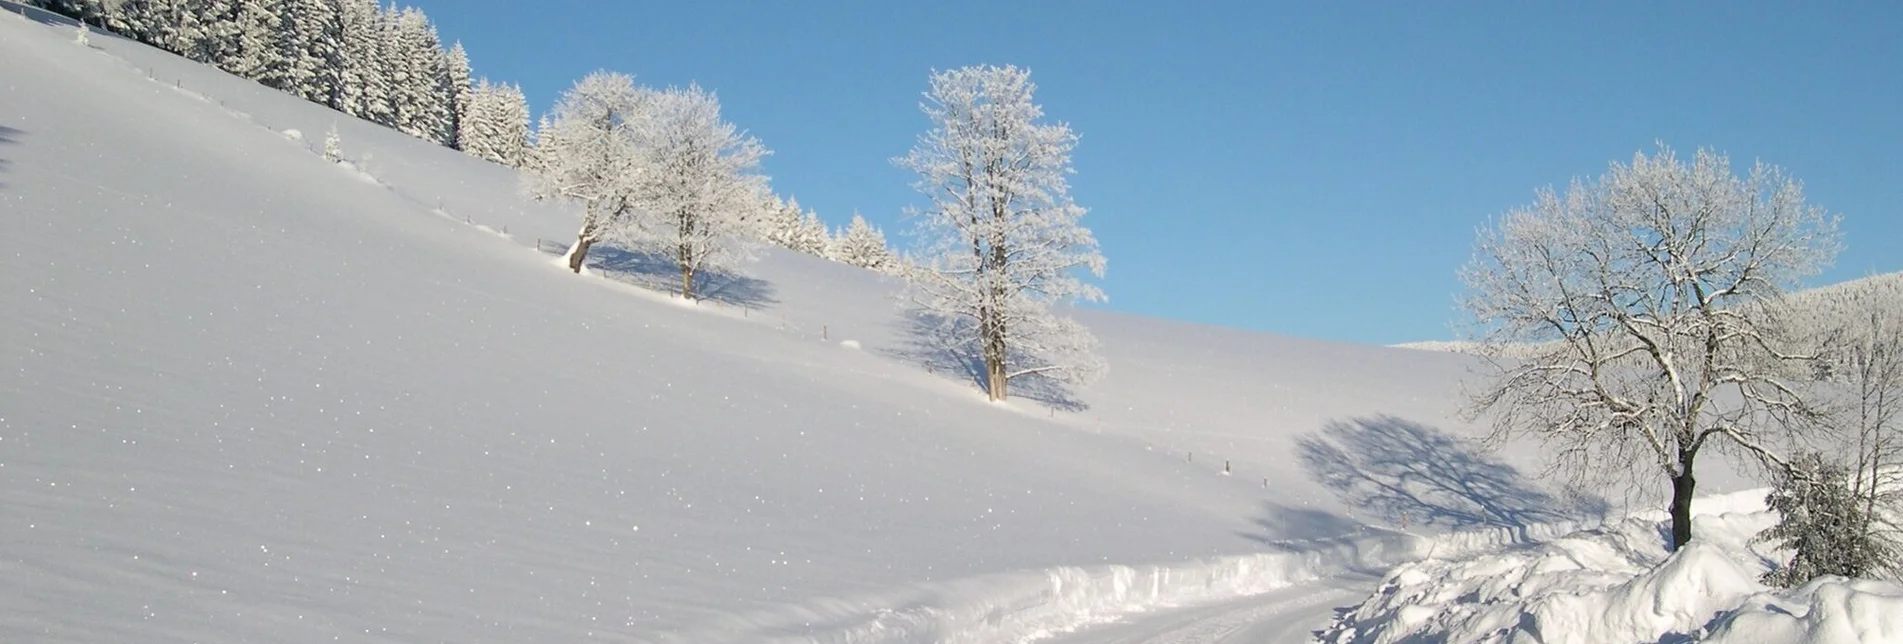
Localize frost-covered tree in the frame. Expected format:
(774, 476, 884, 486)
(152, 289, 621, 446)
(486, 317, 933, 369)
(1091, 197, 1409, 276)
(628, 85, 768, 299)
(1461, 144, 1842, 550)
(112, 0, 187, 50)
(221, 0, 281, 82)
(266, 0, 340, 104)
(440, 41, 472, 148)
(383, 7, 447, 142)
(896, 65, 1107, 402)
(832, 212, 894, 271)
(1759, 452, 1898, 585)
(335, 0, 387, 121)
(757, 196, 829, 256)
(321, 123, 342, 162)
(459, 80, 532, 167)
(1837, 307, 1903, 579)
(525, 71, 653, 273)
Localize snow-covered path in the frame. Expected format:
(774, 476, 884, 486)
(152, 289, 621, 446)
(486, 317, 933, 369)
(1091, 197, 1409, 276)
(1045, 574, 1373, 644)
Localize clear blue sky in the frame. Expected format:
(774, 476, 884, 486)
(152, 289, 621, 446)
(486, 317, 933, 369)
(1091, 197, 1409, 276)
(414, 1, 1902, 345)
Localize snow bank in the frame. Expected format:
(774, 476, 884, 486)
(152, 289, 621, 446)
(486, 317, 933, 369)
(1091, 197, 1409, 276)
(679, 523, 1595, 643)
(1321, 491, 1903, 644)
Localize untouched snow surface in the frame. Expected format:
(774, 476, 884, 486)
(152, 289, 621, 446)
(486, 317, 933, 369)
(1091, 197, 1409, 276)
(1320, 490, 1903, 643)
(0, 9, 1765, 642)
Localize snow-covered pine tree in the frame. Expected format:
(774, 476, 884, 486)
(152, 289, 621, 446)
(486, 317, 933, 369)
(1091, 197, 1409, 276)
(178, 0, 237, 66)
(440, 42, 472, 148)
(458, 80, 532, 167)
(322, 123, 342, 162)
(382, 7, 447, 141)
(1759, 452, 1897, 585)
(524, 71, 653, 273)
(792, 208, 829, 257)
(112, 0, 187, 51)
(265, 0, 340, 104)
(627, 84, 769, 300)
(895, 64, 1107, 401)
(219, 0, 281, 82)
(763, 196, 803, 248)
(832, 212, 894, 271)
(334, 0, 386, 120)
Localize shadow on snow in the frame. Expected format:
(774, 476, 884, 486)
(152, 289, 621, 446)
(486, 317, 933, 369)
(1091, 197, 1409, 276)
(878, 310, 1089, 413)
(570, 244, 780, 311)
(0, 125, 19, 190)
(1287, 415, 1607, 534)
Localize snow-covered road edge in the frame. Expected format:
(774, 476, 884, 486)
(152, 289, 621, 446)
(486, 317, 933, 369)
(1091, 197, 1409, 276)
(666, 521, 1589, 644)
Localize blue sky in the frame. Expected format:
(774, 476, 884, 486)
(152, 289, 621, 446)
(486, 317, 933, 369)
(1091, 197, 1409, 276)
(414, 1, 1902, 345)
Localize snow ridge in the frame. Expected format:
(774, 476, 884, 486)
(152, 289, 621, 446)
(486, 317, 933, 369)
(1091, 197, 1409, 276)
(676, 524, 1587, 643)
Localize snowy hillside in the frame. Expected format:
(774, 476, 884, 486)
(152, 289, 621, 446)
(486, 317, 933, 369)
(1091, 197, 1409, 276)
(0, 10, 1773, 643)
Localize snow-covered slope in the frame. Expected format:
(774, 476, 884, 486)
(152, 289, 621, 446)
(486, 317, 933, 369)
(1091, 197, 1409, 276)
(0, 10, 1757, 642)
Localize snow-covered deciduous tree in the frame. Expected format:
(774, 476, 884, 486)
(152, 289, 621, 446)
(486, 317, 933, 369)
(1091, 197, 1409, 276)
(832, 212, 894, 271)
(1461, 144, 1842, 551)
(895, 65, 1107, 402)
(321, 123, 342, 162)
(1759, 452, 1898, 585)
(626, 85, 768, 299)
(458, 79, 531, 167)
(524, 71, 652, 273)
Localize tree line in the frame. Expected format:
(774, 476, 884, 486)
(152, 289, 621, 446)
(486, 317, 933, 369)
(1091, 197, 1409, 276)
(29, 0, 911, 273)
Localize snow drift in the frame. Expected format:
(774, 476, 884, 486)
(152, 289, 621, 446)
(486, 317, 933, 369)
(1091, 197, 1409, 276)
(1320, 490, 1903, 643)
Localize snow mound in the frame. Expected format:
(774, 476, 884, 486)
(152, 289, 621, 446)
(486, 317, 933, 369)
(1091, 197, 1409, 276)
(1706, 576, 1903, 643)
(1320, 491, 1903, 644)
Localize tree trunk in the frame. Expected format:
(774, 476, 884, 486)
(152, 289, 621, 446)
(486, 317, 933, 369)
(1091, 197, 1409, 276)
(986, 356, 1007, 401)
(680, 263, 695, 300)
(980, 304, 1008, 401)
(1669, 454, 1697, 551)
(565, 236, 594, 273)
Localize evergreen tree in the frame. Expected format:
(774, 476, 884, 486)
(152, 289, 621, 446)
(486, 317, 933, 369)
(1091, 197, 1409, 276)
(459, 80, 532, 167)
(222, 0, 281, 82)
(322, 123, 343, 162)
(440, 42, 472, 148)
(335, 0, 386, 120)
(266, 0, 340, 104)
(832, 212, 894, 271)
(1759, 452, 1896, 586)
(113, 0, 189, 50)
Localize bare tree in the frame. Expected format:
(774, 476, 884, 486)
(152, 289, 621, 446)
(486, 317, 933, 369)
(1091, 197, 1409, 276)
(524, 71, 651, 273)
(896, 65, 1106, 402)
(1460, 144, 1841, 550)
(1840, 308, 1903, 577)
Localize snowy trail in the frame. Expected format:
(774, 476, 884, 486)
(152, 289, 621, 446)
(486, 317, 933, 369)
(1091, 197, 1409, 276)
(1041, 574, 1373, 644)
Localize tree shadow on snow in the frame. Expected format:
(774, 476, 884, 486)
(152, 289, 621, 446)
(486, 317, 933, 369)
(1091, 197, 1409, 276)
(1293, 415, 1606, 533)
(581, 244, 779, 311)
(0, 125, 20, 190)
(878, 310, 1089, 412)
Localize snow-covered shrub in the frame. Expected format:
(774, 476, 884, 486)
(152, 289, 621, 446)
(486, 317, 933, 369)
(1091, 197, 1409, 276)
(1759, 452, 1898, 586)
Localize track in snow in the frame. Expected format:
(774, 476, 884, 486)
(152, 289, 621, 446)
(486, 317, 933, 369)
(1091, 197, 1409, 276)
(1041, 574, 1375, 644)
